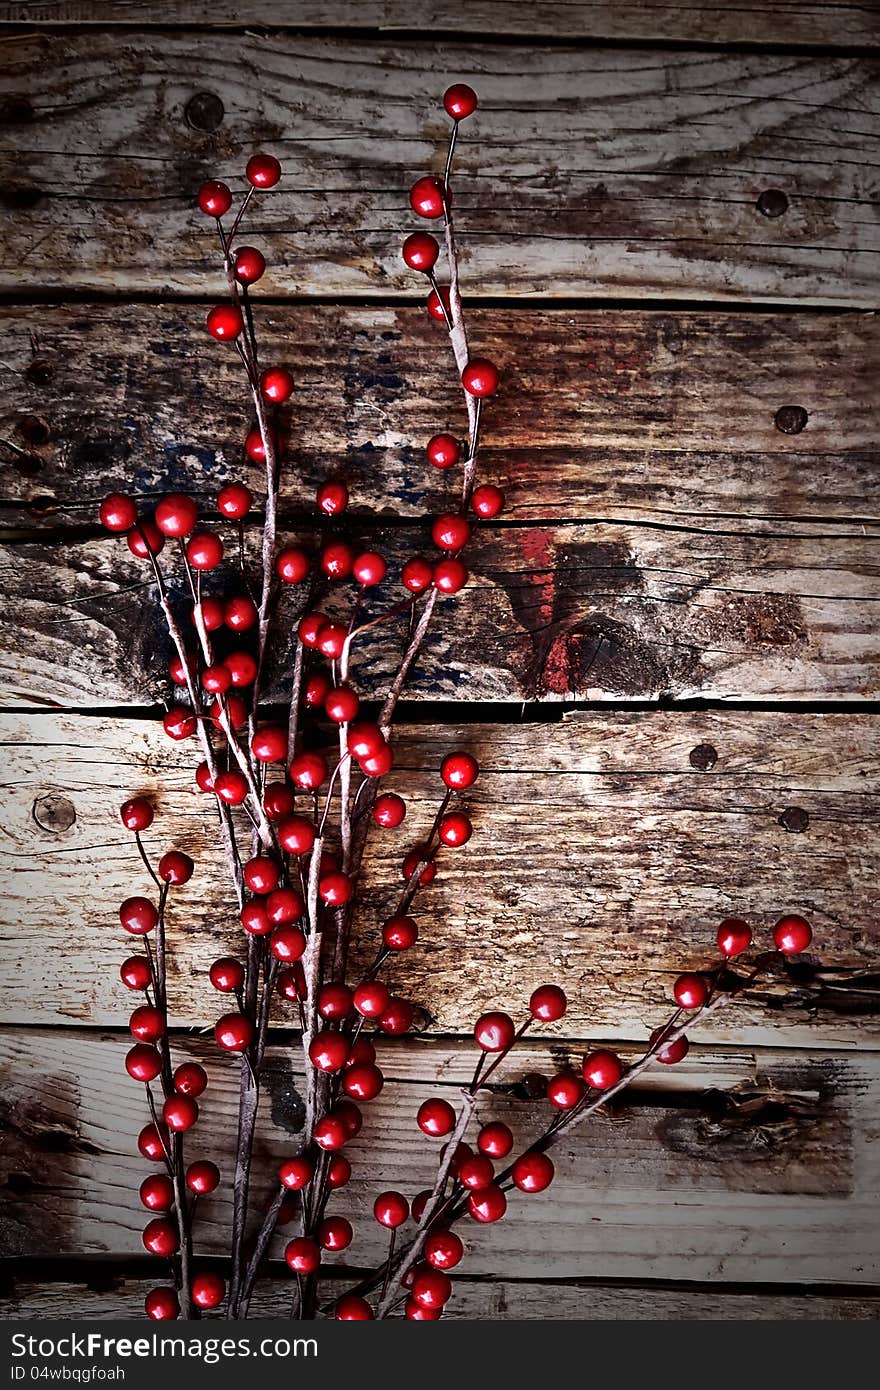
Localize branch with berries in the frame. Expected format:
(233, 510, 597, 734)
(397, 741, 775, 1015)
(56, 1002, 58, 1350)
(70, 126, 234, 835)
(99, 83, 828, 1322)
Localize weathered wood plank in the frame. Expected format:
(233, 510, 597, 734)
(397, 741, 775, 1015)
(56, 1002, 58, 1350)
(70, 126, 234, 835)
(5, 1277, 878, 1322)
(3, 304, 878, 529)
(1, 34, 878, 303)
(2, 711, 877, 1045)
(2, 2, 878, 50)
(3, 514, 878, 705)
(2, 1029, 879, 1287)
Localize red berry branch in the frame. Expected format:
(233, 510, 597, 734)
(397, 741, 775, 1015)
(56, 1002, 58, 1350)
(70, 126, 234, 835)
(100, 84, 829, 1322)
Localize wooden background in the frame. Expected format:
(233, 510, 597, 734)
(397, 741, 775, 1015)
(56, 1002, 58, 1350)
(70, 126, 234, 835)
(1, 1, 879, 1320)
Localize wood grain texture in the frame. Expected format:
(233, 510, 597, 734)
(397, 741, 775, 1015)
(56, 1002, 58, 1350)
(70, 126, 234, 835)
(2, 1028, 879, 1287)
(4, 1278, 879, 1322)
(3, 303, 878, 528)
(1, 34, 878, 303)
(2, 711, 878, 1045)
(2, 2, 878, 49)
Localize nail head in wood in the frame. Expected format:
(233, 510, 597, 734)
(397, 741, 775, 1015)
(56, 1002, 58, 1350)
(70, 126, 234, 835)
(32, 793, 76, 834)
(756, 189, 789, 218)
(774, 405, 808, 435)
(185, 92, 225, 133)
(778, 806, 810, 834)
(689, 742, 718, 771)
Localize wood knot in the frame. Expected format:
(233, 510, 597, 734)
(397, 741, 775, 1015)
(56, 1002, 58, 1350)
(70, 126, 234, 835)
(779, 806, 810, 833)
(185, 92, 225, 133)
(689, 742, 718, 771)
(774, 405, 808, 435)
(32, 792, 76, 833)
(756, 188, 789, 218)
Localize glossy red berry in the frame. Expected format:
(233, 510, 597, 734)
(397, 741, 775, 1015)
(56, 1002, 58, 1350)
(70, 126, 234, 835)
(477, 1121, 513, 1159)
(432, 513, 471, 552)
(172, 1065, 207, 1101)
(401, 556, 434, 593)
(441, 751, 478, 789)
(154, 492, 198, 539)
(126, 1044, 162, 1082)
(263, 782, 295, 820)
(582, 1048, 624, 1090)
(438, 811, 472, 847)
(401, 845, 436, 886)
(318, 1216, 352, 1251)
(285, 1237, 321, 1273)
(374, 1191, 409, 1229)
(360, 743, 393, 777)
(412, 1267, 452, 1309)
(467, 1184, 506, 1224)
(289, 751, 327, 790)
(417, 1097, 455, 1137)
(260, 367, 294, 403)
(163, 1093, 198, 1132)
(215, 1013, 254, 1052)
(163, 706, 197, 741)
(209, 957, 244, 993)
(318, 983, 353, 1022)
(186, 530, 224, 570)
(303, 672, 331, 709)
(233, 245, 265, 284)
(410, 176, 445, 219)
(471, 484, 505, 519)
(319, 871, 353, 906)
(402, 231, 439, 273)
(210, 692, 248, 729)
(276, 546, 309, 584)
(335, 1295, 373, 1320)
(426, 433, 461, 470)
(266, 887, 305, 926)
(226, 595, 258, 635)
(144, 1287, 179, 1320)
(246, 153, 281, 188)
(270, 925, 306, 962)
(346, 722, 384, 760)
(353, 980, 390, 1019)
(127, 521, 165, 559)
(373, 793, 406, 829)
(512, 1150, 555, 1194)
(140, 1173, 174, 1211)
(458, 1154, 494, 1191)
(192, 1272, 225, 1310)
(716, 918, 752, 957)
(120, 896, 158, 936)
(197, 180, 232, 217)
(317, 480, 349, 516)
(143, 1217, 179, 1257)
(405, 1298, 441, 1320)
(217, 482, 252, 519)
(427, 286, 452, 322)
(433, 557, 468, 594)
(279, 1155, 313, 1190)
(321, 541, 354, 581)
(444, 83, 478, 120)
(353, 551, 387, 587)
(240, 901, 271, 936)
(424, 1229, 463, 1271)
(343, 1062, 384, 1102)
(278, 815, 316, 856)
(673, 973, 710, 1009)
(201, 665, 230, 694)
(200, 596, 226, 631)
(335, 1101, 363, 1139)
(530, 984, 567, 1022)
(379, 996, 415, 1035)
(158, 851, 194, 886)
(100, 492, 138, 532)
(474, 1011, 515, 1052)
(547, 1070, 584, 1110)
(461, 358, 499, 397)
(206, 304, 244, 341)
(251, 725, 288, 764)
(309, 1030, 349, 1073)
(130, 1005, 165, 1042)
(245, 428, 268, 462)
(120, 796, 153, 832)
(382, 914, 418, 950)
(186, 1160, 220, 1194)
(347, 1038, 377, 1067)
(650, 1025, 689, 1065)
(214, 770, 249, 806)
(137, 1123, 168, 1161)
(120, 955, 152, 991)
(773, 913, 813, 954)
(317, 623, 347, 660)
(243, 857, 279, 897)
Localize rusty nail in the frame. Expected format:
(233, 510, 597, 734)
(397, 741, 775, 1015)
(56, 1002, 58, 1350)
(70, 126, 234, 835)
(32, 792, 77, 833)
(774, 405, 808, 435)
(757, 189, 789, 218)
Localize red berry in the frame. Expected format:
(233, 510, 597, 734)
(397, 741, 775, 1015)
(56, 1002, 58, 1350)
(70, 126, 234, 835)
(318, 1216, 352, 1251)
(127, 521, 165, 559)
(360, 743, 393, 778)
(438, 811, 472, 847)
(403, 231, 439, 273)
(512, 1150, 554, 1194)
(192, 1272, 225, 1310)
(547, 1071, 584, 1110)
(210, 692, 248, 729)
(214, 770, 249, 806)
(158, 851, 194, 885)
(336, 1295, 373, 1320)
(266, 887, 305, 926)
(278, 815, 316, 856)
(206, 304, 244, 340)
(347, 722, 384, 760)
(138, 1123, 168, 1161)
(405, 1298, 441, 1320)
(120, 955, 152, 991)
(353, 551, 387, 587)
(427, 433, 461, 470)
(347, 1038, 377, 1067)
(261, 367, 294, 403)
(126, 1044, 162, 1082)
(240, 900, 271, 936)
(186, 1160, 220, 1194)
(100, 493, 138, 532)
(233, 246, 265, 285)
(458, 1154, 494, 1191)
(530, 984, 567, 1022)
(140, 1173, 174, 1212)
(289, 751, 327, 790)
(202, 666, 232, 696)
(163, 706, 197, 741)
(279, 1155, 313, 1190)
(285, 1237, 321, 1274)
(309, 1030, 349, 1073)
(427, 286, 451, 322)
(209, 957, 244, 993)
(477, 1121, 513, 1159)
(199, 596, 226, 631)
(155, 494, 198, 540)
(432, 513, 471, 552)
(412, 1267, 452, 1309)
(214, 1013, 254, 1051)
(474, 1011, 515, 1052)
(425, 1229, 463, 1270)
(197, 180, 232, 217)
(120, 896, 158, 936)
(353, 980, 390, 1019)
(433, 557, 468, 594)
(417, 1097, 455, 1137)
(217, 482, 252, 519)
(143, 1217, 179, 1257)
(270, 925, 306, 962)
(374, 1191, 409, 1229)
(321, 541, 354, 580)
(401, 556, 434, 593)
(319, 871, 352, 906)
(246, 153, 281, 188)
(145, 1287, 179, 1321)
(245, 428, 269, 462)
(467, 1184, 506, 1224)
(317, 480, 349, 516)
(673, 973, 710, 1010)
(251, 725, 288, 763)
(335, 1100, 363, 1138)
(410, 176, 445, 219)
(305, 672, 332, 709)
(444, 83, 478, 120)
(243, 856, 279, 895)
(263, 781, 296, 819)
(318, 983, 353, 1021)
(441, 751, 478, 789)
(582, 1048, 624, 1090)
(379, 996, 414, 1035)
(471, 484, 505, 519)
(716, 918, 752, 957)
(120, 796, 153, 832)
(186, 530, 223, 570)
(163, 1093, 198, 1132)
(317, 624, 347, 660)
(373, 792, 406, 829)
(276, 546, 310, 584)
(461, 358, 499, 397)
(343, 1062, 384, 1102)
(773, 913, 812, 955)
(379, 915, 417, 955)
(130, 1005, 164, 1042)
(650, 1025, 689, 1065)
